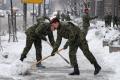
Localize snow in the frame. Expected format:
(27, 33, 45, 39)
(0, 20, 120, 80)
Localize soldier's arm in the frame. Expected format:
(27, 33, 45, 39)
(48, 30, 55, 46)
(90, 16, 98, 20)
(52, 33, 62, 54)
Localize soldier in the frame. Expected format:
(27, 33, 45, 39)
(104, 12, 112, 27)
(50, 18, 101, 75)
(56, 10, 61, 20)
(82, 8, 98, 37)
(65, 11, 71, 21)
(61, 12, 65, 21)
(20, 16, 55, 68)
(108, 13, 112, 27)
(113, 16, 119, 28)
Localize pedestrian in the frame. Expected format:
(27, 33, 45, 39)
(82, 8, 98, 37)
(61, 12, 65, 21)
(113, 16, 119, 28)
(65, 11, 71, 21)
(56, 10, 61, 20)
(50, 18, 101, 75)
(20, 16, 55, 68)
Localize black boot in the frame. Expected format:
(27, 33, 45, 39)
(94, 62, 101, 75)
(69, 65, 80, 75)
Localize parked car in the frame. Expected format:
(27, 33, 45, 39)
(6, 10, 23, 17)
(0, 10, 6, 17)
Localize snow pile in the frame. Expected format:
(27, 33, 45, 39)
(10, 60, 31, 75)
(104, 53, 120, 80)
(0, 59, 32, 77)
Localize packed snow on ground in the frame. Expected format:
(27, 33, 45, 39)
(0, 20, 120, 80)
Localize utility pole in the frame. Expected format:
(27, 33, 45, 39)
(43, 0, 46, 16)
(9, 0, 18, 42)
(32, 3, 35, 24)
(23, 3, 27, 31)
(38, 4, 41, 17)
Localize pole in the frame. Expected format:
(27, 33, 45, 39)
(44, 0, 46, 16)
(38, 4, 41, 17)
(33, 4, 35, 24)
(10, 0, 14, 42)
(23, 3, 27, 30)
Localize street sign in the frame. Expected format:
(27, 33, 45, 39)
(21, 0, 44, 4)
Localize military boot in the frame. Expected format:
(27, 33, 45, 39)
(94, 62, 101, 75)
(69, 64, 80, 75)
(36, 63, 46, 69)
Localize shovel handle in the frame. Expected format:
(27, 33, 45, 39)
(31, 48, 64, 68)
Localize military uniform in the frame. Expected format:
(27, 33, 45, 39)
(61, 13, 65, 21)
(51, 22, 101, 75)
(104, 14, 112, 27)
(113, 16, 119, 28)
(56, 11, 61, 20)
(20, 21, 55, 63)
(82, 14, 97, 36)
(65, 14, 71, 21)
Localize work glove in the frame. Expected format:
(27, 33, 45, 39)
(20, 54, 26, 62)
(63, 41, 69, 49)
(63, 44, 69, 49)
(51, 50, 56, 56)
(42, 36, 47, 41)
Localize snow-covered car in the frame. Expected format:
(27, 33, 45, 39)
(0, 10, 6, 17)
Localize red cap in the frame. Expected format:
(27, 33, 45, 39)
(50, 18, 60, 24)
(84, 8, 89, 12)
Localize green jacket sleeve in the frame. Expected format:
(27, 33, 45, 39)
(48, 30, 55, 46)
(89, 16, 98, 20)
(52, 32, 62, 54)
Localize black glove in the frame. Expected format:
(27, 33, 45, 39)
(20, 55, 26, 62)
(63, 44, 68, 49)
(51, 51, 56, 56)
(42, 36, 47, 41)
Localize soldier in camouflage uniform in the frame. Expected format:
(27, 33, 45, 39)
(50, 18, 101, 75)
(82, 8, 98, 37)
(20, 16, 55, 68)
(61, 12, 65, 21)
(104, 13, 112, 27)
(113, 16, 119, 28)
(56, 10, 61, 20)
(65, 11, 71, 21)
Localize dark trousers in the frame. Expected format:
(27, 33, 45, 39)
(21, 35, 42, 62)
(69, 32, 97, 66)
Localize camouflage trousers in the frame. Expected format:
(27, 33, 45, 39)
(21, 34, 42, 62)
(69, 32, 97, 67)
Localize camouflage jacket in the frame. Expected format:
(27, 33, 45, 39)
(25, 22, 55, 46)
(104, 15, 112, 23)
(52, 22, 81, 53)
(82, 14, 97, 28)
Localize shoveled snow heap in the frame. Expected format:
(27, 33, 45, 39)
(0, 59, 32, 76)
(10, 59, 31, 75)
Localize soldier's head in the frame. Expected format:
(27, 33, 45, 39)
(84, 8, 89, 14)
(50, 18, 60, 31)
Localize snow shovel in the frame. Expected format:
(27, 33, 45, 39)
(19, 49, 64, 75)
(31, 48, 64, 69)
(45, 41, 70, 64)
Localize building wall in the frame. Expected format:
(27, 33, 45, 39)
(104, 0, 120, 17)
